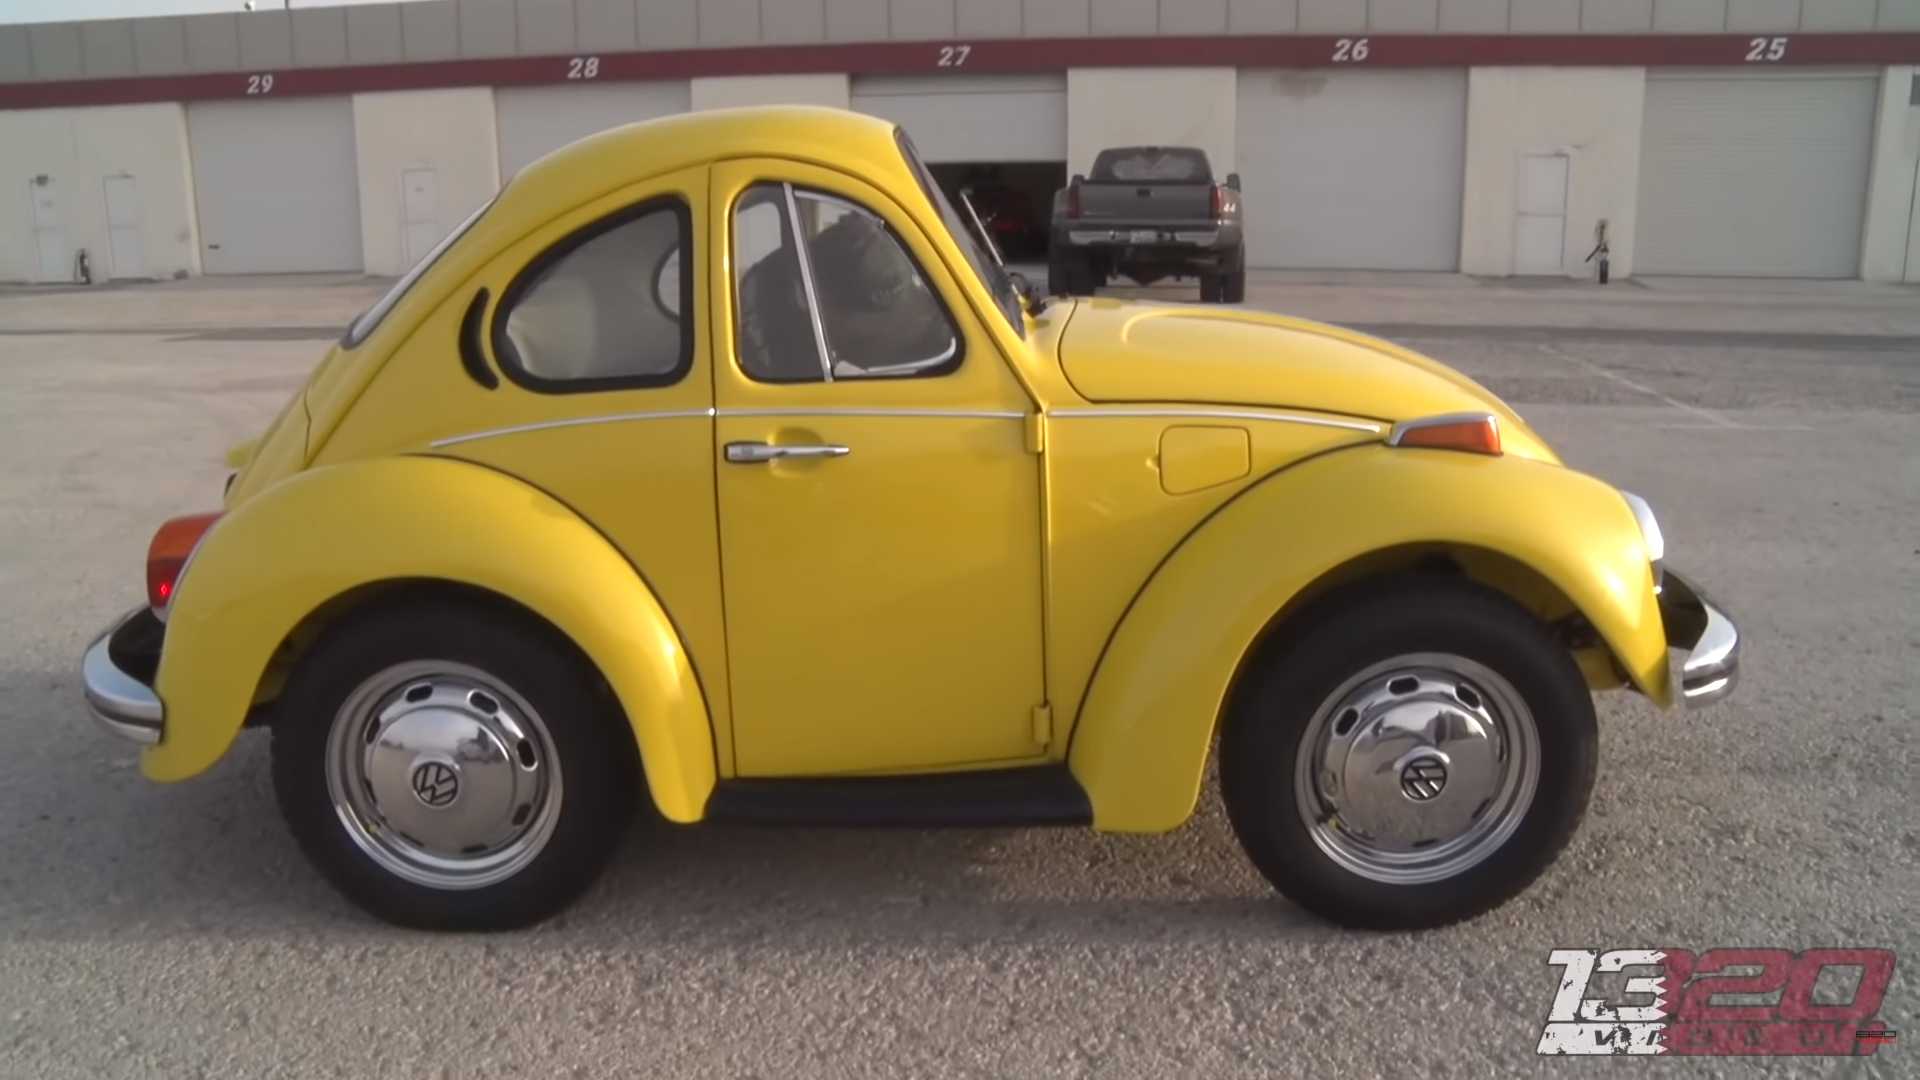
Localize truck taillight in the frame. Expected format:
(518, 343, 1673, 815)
(1210, 184, 1224, 219)
(147, 511, 222, 613)
(1066, 180, 1081, 219)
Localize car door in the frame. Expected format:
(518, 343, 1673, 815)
(710, 159, 1047, 777)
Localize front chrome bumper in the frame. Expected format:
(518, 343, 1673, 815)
(81, 608, 165, 744)
(1657, 571, 1740, 707)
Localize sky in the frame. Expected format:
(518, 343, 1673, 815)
(2, 0, 415, 25)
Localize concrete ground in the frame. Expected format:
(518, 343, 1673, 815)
(1, 271, 1915, 1078)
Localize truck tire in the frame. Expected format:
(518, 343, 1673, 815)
(1198, 274, 1222, 303)
(1220, 577, 1596, 930)
(1220, 248, 1247, 303)
(1049, 248, 1089, 297)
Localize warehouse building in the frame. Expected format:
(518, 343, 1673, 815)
(2, 0, 1917, 284)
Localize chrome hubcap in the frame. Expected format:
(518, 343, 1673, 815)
(1293, 653, 1539, 885)
(325, 661, 562, 890)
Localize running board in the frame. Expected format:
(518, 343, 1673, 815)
(704, 765, 1092, 828)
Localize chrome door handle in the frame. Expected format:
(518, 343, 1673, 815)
(724, 441, 851, 464)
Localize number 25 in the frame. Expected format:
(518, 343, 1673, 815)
(1746, 37, 1787, 62)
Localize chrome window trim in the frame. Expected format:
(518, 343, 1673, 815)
(1385, 411, 1497, 447)
(781, 182, 837, 384)
(1049, 407, 1382, 434)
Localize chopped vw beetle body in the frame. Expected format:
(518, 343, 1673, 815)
(80, 108, 1738, 930)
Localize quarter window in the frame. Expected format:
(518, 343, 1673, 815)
(493, 199, 691, 392)
(732, 182, 960, 384)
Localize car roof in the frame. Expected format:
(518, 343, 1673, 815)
(497, 105, 911, 217)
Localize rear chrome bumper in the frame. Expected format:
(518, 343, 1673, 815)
(1658, 571, 1740, 707)
(81, 608, 165, 744)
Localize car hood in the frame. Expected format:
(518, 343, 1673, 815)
(1056, 298, 1557, 461)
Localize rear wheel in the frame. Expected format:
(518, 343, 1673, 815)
(1221, 578, 1596, 929)
(1219, 247, 1247, 303)
(1048, 247, 1092, 296)
(271, 601, 638, 930)
(1198, 272, 1223, 303)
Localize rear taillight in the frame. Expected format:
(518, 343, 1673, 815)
(1066, 180, 1081, 219)
(147, 512, 222, 612)
(1210, 184, 1224, 219)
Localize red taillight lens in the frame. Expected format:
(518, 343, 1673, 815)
(1210, 184, 1224, 219)
(1066, 181, 1081, 219)
(1390, 415, 1503, 456)
(146, 512, 222, 611)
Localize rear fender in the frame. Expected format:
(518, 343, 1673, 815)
(147, 455, 717, 822)
(1067, 445, 1665, 833)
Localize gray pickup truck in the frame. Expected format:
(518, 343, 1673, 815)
(1048, 146, 1245, 303)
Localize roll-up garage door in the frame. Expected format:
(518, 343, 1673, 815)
(1235, 69, 1467, 270)
(851, 75, 1067, 162)
(495, 81, 691, 178)
(187, 96, 361, 274)
(1635, 72, 1876, 278)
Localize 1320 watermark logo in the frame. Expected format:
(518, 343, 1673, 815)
(1537, 948, 1898, 1056)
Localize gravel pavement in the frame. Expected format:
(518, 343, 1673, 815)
(1, 272, 1914, 1078)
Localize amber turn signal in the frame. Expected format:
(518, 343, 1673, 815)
(1388, 414, 1502, 456)
(147, 511, 223, 612)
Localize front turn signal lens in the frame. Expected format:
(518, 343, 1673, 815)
(147, 511, 222, 613)
(1387, 413, 1502, 456)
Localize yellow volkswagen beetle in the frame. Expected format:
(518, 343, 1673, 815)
(80, 107, 1737, 931)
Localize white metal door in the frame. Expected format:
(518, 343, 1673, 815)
(1635, 72, 1876, 278)
(28, 179, 67, 281)
(495, 82, 690, 177)
(851, 75, 1067, 162)
(401, 167, 439, 267)
(1513, 154, 1568, 275)
(103, 174, 147, 280)
(187, 96, 362, 274)
(1235, 69, 1467, 270)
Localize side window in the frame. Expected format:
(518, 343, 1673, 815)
(732, 182, 960, 384)
(493, 199, 691, 392)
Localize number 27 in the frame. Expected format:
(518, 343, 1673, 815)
(937, 44, 971, 67)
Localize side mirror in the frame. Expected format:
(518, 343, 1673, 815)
(1070, 173, 1085, 186)
(1226, 173, 1241, 191)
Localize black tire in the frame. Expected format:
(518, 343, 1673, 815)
(1048, 247, 1090, 297)
(1198, 273, 1222, 303)
(1219, 248, 1247, 303)
(1220, 577, 1597, 930)
(271, 600, 639, 930)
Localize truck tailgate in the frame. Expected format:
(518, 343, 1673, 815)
(1077, 182, 1213, 223)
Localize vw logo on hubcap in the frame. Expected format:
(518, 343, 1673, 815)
(410, 759, 460, 808)
(1399, 755, 1448, 802)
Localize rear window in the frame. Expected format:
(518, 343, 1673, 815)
(341, 196, 495, 348)
(1091, 147, 1212, 184)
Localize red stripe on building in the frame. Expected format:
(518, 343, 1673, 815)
(2, 33, 1916, 110)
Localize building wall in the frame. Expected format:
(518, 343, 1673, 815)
(351, 87, 500, 276)
(1459, 66, 1646, 278)
(689, 74, 851, 110)
(0, 103, 198, 282)
(1860, 66, 1920, 282)
(1065, 67, 1235, 179)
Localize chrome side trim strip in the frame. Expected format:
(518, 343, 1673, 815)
(720, 407, 1025, 420)
(1048, 407, 1381, 434)
(429, 409, 714, 448)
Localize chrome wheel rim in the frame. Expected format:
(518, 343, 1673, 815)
(324, 660, 563, 891)
(1292, 653, 1540, 885)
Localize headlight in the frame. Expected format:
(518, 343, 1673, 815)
(1620, 491, 1664, 587)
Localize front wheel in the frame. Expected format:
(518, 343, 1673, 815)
(271, 601, 639, 930)
(1221, 578, 1597, 929)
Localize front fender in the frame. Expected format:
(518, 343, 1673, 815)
(146, 455, 717, 823)
(1067, 445, 1664, 833)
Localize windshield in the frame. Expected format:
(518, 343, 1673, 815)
(895, 130, 1025, 340)
(341, 195, 496, 348)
